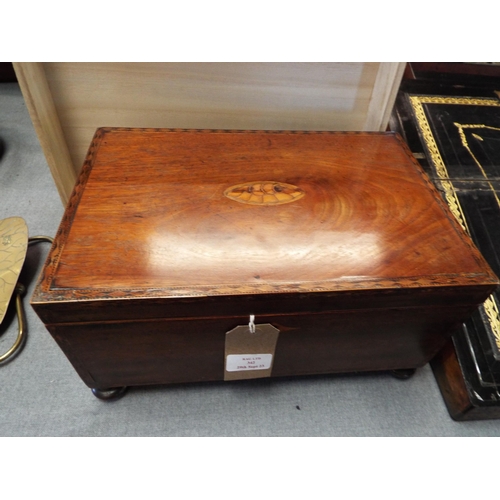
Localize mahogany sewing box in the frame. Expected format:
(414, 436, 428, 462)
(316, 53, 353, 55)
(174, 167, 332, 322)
(30, 128, 499, 399)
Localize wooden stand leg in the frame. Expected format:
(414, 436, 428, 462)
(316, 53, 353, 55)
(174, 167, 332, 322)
(91, 386, 128, 401)
(390, 368, 417, 380)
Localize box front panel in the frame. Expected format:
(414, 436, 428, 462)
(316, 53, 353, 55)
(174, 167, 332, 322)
(46, 305, 474, 389)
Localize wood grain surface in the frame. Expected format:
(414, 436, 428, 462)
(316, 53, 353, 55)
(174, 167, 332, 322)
(34, 129, 498, 296)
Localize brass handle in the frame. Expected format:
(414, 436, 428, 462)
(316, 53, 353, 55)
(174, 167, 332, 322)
(28, 236, 55, 245)
(0, 283, 26, 363)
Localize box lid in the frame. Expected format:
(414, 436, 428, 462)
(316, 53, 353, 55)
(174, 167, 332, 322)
(31, 129, 498, 321)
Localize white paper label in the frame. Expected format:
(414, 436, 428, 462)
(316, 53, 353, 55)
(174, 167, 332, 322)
(226, 354, 273, 372)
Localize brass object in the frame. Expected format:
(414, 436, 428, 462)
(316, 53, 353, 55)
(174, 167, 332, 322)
(224, 181, 305, 206)
(409, 95, 500, 350)
(0, 283, 26, 363)
(0, 217, 28, 324)
(0, 216, 53, 363)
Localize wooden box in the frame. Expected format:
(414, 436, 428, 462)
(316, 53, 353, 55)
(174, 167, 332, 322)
(30, 128, 499, 398)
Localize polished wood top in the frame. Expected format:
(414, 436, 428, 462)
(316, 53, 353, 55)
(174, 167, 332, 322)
(34, 129, 498, 300)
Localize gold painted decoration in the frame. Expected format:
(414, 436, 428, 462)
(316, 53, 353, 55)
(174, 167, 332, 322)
(453, 122, 500, 211)
(0, 217, 28, 324)
(224, 181, 305, 206)
(409, 95, 500, 350)
(409, 96, 471, 233)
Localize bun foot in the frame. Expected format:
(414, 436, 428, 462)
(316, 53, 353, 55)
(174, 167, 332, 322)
(91, 386, 128, 400)
(390, 368, 417, 380)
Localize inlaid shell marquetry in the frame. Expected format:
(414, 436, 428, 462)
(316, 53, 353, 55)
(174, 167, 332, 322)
(224, 181, 305, 205)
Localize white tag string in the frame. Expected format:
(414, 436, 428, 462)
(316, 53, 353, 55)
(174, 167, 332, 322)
(249, 314, 256, 334)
